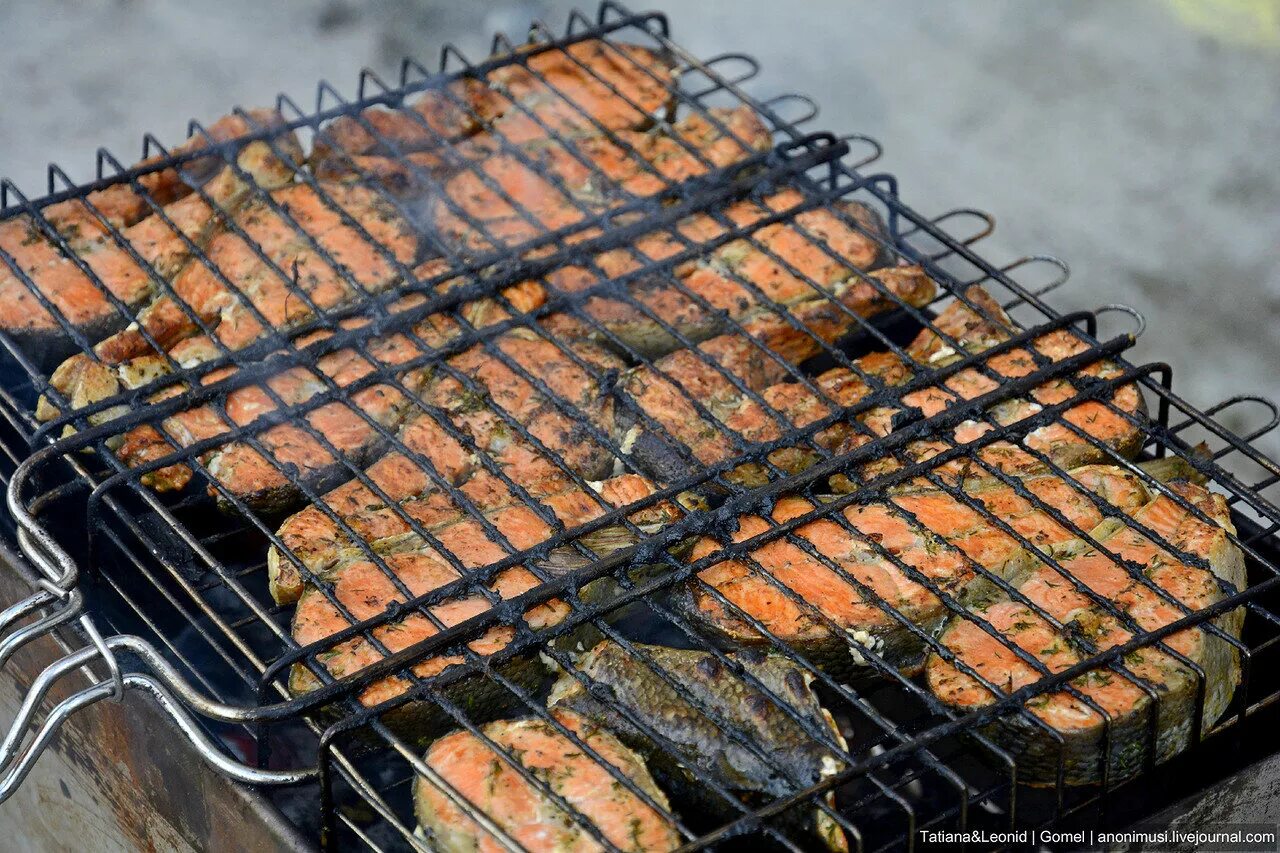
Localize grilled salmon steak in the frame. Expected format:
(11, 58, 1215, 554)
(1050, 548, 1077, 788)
(38, 177, 425, 445)
(925, 476, 1244, 785)
(573, 190, 892, 360)
(269, 319, 633, 603)
(287, 475, 681, 727)
(2, 110, 299, 368)
(670, 285, 1144, 495)
(414, 709, 680, 853)
(619, 266, 933, 484)
(851, 287, 1145, 489)
(429, 106, 770, 254)
(682, 464, 1157, 679)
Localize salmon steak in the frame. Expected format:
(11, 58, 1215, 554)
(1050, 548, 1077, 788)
(414, 709, 680, 853)
(311, 39, 677, 181)
(925, 476, 1245, 785)
(2, 109, 300, 369)
(287, 474, 682, 729)
(851, 287, 1145, 489)
(681, 463, 1161, 679)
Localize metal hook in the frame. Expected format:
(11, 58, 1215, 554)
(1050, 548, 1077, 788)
(900, 207, 996, 264)
(1094, 303, 1147, 341)
(760, 93, 820, 128)
(995, 255, 1072, 312)
(1203, 395, 1280, 444)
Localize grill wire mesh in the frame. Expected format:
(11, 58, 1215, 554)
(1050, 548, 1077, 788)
(0, 4, 1278, 851)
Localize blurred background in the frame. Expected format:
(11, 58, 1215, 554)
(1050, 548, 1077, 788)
(2, 0, 1278, 459)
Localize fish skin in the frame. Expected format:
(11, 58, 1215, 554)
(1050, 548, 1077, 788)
(925, 478, 1245, 785)
(548, 641, 849, 852)
(680, 464, 1156, 680)
(414, 709, 680, 853)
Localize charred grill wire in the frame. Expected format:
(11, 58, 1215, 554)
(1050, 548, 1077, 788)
(0, 4, 1277, 852)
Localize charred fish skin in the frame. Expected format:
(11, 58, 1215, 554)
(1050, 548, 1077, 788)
(924, 478, 1246, 786)
(413, 709, 680, 853)
(548, 641, 849, 852)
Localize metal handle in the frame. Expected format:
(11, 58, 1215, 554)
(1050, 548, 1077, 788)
(0, 455, 316, 803)
(0, 609, 317, 802)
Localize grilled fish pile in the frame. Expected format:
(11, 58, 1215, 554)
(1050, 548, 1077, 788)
(10, 37, 1247, 851)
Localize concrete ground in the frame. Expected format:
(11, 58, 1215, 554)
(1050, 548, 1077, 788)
(1, 0, 1277, 462)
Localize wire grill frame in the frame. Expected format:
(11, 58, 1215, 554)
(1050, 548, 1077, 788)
(0, 3, 1277, 852)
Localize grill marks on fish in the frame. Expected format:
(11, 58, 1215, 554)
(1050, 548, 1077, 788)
(3, 110, 299, 364)
(414, 709, 679, 853)
(548, 641, 849, 851)
(287, 474, 679, 705)
(684, 465, 1155, 677)
(925, 480, 1245, 784)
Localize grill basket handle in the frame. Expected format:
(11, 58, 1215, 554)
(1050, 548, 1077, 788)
(0, 456, 316, 803)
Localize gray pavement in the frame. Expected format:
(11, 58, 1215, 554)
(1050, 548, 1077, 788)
(2, 0, 1277, 461)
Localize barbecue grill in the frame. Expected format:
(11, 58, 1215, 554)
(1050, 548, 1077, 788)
(2, 4, 1278, 851)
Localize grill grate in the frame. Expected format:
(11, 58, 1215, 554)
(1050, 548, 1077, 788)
(0, 4, 1277, 852)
